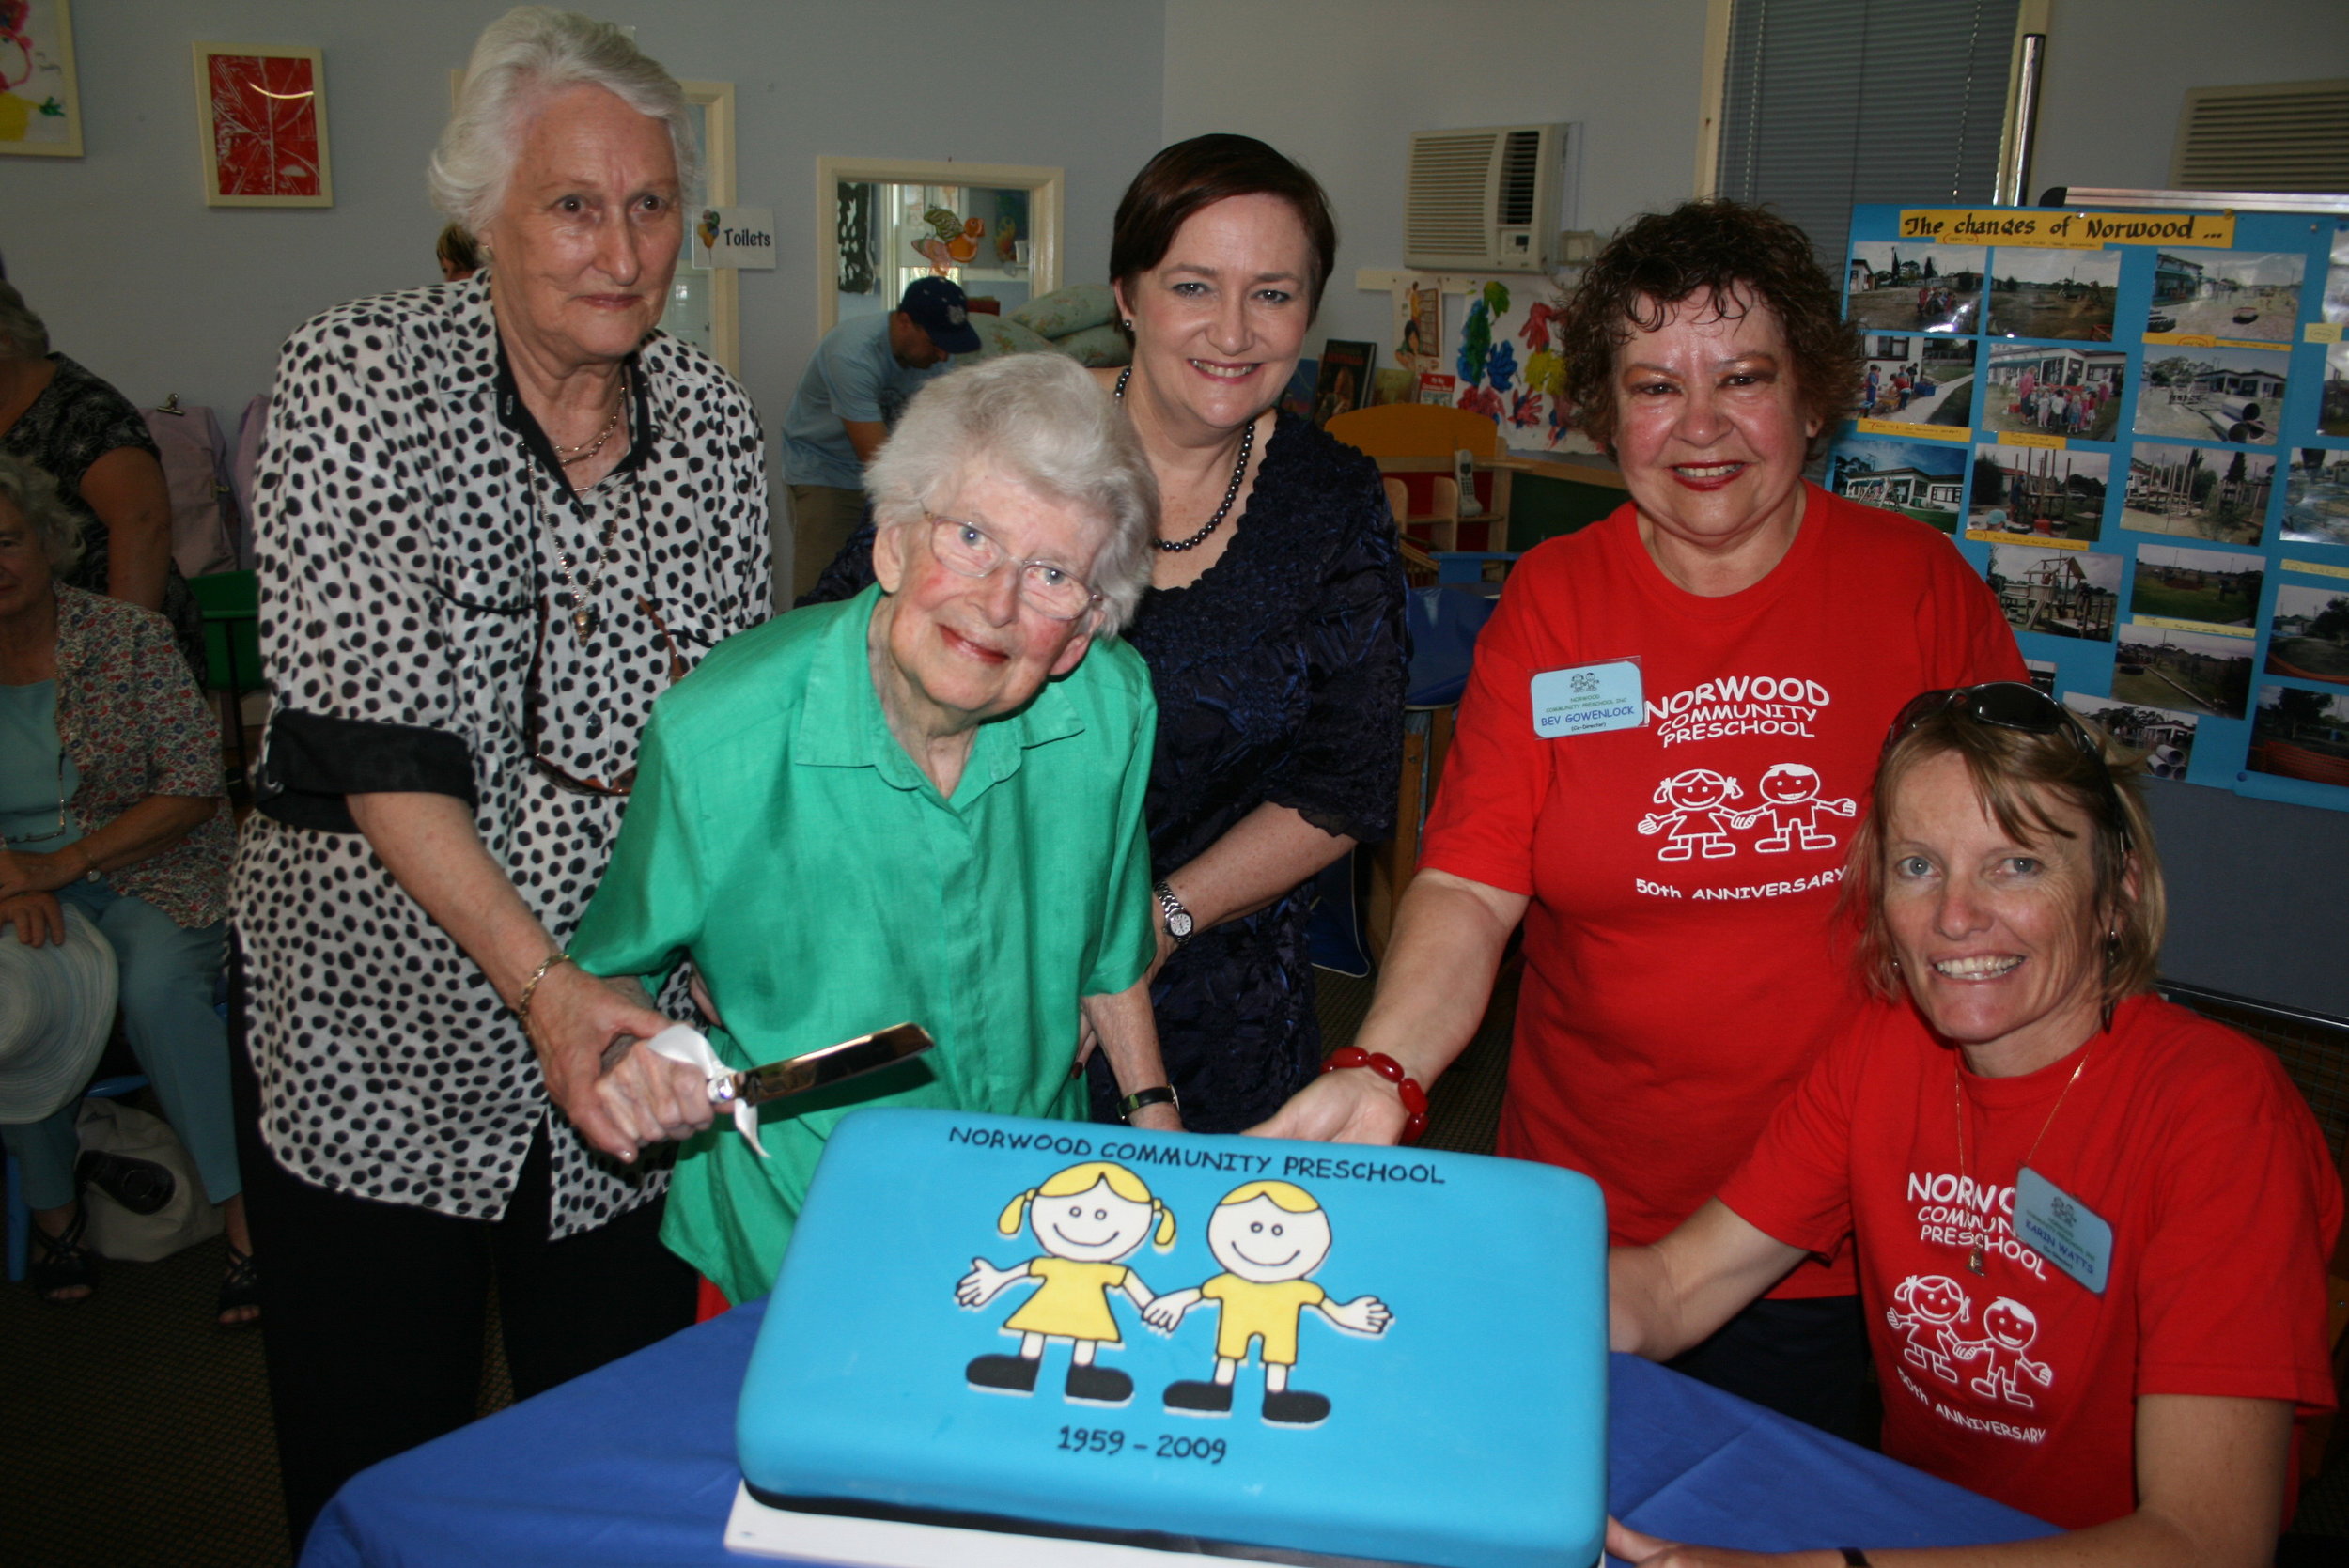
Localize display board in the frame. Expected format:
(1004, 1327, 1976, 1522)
(1833, 203, 2349, 813)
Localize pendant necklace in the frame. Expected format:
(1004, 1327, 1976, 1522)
(1113, 365, 1253, 552)
(547, 377, 630, 637)
(1952, 1044, 2093, 1276)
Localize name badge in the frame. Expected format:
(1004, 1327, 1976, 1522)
(2014, 1165, 2111, 1294)
(1530, 660, 1643, 738)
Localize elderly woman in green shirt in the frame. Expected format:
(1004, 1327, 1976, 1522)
(564, 352, 1179, 1305)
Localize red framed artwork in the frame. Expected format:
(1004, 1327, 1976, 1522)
(192, 42, 332, 207)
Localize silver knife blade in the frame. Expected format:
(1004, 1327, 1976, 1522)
(723, 1022, 934, 1108)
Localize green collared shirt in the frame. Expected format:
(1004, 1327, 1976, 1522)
(570, 584, 1159, 1303)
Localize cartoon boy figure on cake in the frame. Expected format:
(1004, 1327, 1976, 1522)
(956, 1162, 1175, 1405)
(1143, 1181, 1392, 1426)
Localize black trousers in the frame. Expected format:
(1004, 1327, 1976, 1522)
(227, 968, 697, 1549)
(1668, 1293, 1877, 1448)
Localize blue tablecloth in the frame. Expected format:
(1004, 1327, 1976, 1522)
(303, 1297, 2051, 1567)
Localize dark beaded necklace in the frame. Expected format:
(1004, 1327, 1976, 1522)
(1113, 365, 1254, 553)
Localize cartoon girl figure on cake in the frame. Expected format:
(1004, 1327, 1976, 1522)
(1143, 1181, 1392, 1427)
(956, 1162, 1175, 1405)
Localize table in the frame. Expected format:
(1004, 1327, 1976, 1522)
(302, 1297, 2053, 1568)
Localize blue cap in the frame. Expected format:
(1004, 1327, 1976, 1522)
(898, 276, 983, 355)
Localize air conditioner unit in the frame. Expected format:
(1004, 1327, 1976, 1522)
(1405, 122, 1581, 273)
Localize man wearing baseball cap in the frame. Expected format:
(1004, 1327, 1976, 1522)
(780, 276, 982, 601)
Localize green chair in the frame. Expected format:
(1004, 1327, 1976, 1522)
(186, 571, 260, 800)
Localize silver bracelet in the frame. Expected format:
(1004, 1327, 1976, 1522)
(514, 951, 575, 1025)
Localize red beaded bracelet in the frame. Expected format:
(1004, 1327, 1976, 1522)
(1319, 1046, 1429, 1143)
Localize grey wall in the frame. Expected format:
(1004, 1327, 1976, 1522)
(2036, 0, 2349, 194)
(0, 0, 1167, 466)
(1160, 0, 1714, 358)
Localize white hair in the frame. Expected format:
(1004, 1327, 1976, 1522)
(0, 454, 86, 575)
(428, 7, 699, 236)
(865, 355, 1158, 639)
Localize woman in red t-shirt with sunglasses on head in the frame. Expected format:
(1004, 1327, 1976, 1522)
(1607, 683, 2338, 1567)
(1258, 199, 2023, 1442)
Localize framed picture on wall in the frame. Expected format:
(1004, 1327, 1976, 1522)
(192, 42, 333, 206)
(2, 0, 84, 157)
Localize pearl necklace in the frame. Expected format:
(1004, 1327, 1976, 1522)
(1113, 365, 1254, 553)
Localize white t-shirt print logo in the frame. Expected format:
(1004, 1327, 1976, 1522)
(1889, 1274, 2054, 1410)
(1636, 762, 1855, 862)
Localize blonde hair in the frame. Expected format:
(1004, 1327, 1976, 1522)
(997, 1162, 1176, 1248)
(1216, 1180, 1321, 1215)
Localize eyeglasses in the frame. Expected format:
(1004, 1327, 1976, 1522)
(922, 513, 1100, 622)
(4, 752, 70, 845)
(523, 594, 688, 796)
(1885, 681, 2133, 850)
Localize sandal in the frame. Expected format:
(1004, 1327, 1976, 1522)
(28, 1205, 96, 1304)
(217, 1242, 261, 1329)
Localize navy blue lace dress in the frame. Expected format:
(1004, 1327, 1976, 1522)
(801, 411, 1407, 1132)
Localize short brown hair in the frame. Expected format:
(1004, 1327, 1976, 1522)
(1841, 705, 2165, 1010)
(1557, 198, 1860, 459)
(1110, 134, 1338, 324)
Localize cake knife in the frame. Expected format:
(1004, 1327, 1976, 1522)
(603, 1022, 936, 1157)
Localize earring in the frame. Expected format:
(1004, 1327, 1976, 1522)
(1122, 318, 1133, 332)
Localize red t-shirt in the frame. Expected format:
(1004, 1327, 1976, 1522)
(1422, 486, 2021, 1296)
(1721, 994, 2341, 1528)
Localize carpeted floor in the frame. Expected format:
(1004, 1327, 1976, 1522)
(7, 968, 2343, 1565)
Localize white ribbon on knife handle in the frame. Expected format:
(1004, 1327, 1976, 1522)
(638, 1023, 768, 1158)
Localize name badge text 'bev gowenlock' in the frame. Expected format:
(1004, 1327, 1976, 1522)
(1530, 660, 1644, 738)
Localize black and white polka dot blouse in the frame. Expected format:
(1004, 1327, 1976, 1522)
(233, 274, 771, 1235)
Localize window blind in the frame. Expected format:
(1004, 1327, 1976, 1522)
(1717, 0, 2021, 272)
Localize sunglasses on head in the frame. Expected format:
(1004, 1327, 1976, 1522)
(1884, 681, 2133, 851)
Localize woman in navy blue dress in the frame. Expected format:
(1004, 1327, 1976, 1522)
(805, 136, 1406, 1133)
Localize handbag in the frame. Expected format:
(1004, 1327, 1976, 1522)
(75, 1096, 223, 1262)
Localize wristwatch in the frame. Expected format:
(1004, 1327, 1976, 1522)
(1154, 881, 1193, 947)
(1117, 1085, 1180, 1123)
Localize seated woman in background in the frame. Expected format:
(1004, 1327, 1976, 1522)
(1607, 682, 2338, 1568)
(567, 352, 1181, 1312)
(0, 454, 247, 1323)
(0, 280, 207, 681)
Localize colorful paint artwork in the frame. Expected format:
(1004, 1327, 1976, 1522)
(1446, 277, 1585, 452)
(0, 0, 82, 157)
(193, 43, 331, 206)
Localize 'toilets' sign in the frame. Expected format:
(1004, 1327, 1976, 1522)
(693, 206, 777, 269)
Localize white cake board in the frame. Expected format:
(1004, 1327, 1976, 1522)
(724, 1482, 1198, 1566)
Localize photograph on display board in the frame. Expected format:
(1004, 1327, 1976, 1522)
(2024, 658, 2059, 696)
(1977, 342, 2125, 439)
(2128, 543, 2264, 630)
(2114, 622, 2253, 719)
(1858, 334, 1974, 426)
(2248, 684, 2349, 788)
(1968, 442, 2108, 543)
(2325, 227, 2349, 326)
(2122, 443, 2274, 545)
(1826, 434, 1966, 535)
(2064, 692, 2198, 779)
(2142, 250, 2304, 342)
(2266, 582, 2349, 687)
(2324, 343, 2349, 437)
(1369, 368, 1414, 407)
(2136, 345, 2290, 445)
(2283, 447, 2349, 547)
(1845, 242, 1983, 333)
(1986, 543, 2122, 640)
(1985, 247, 2121, 341)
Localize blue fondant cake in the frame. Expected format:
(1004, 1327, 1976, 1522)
(737, 1108, 1607, 1568)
